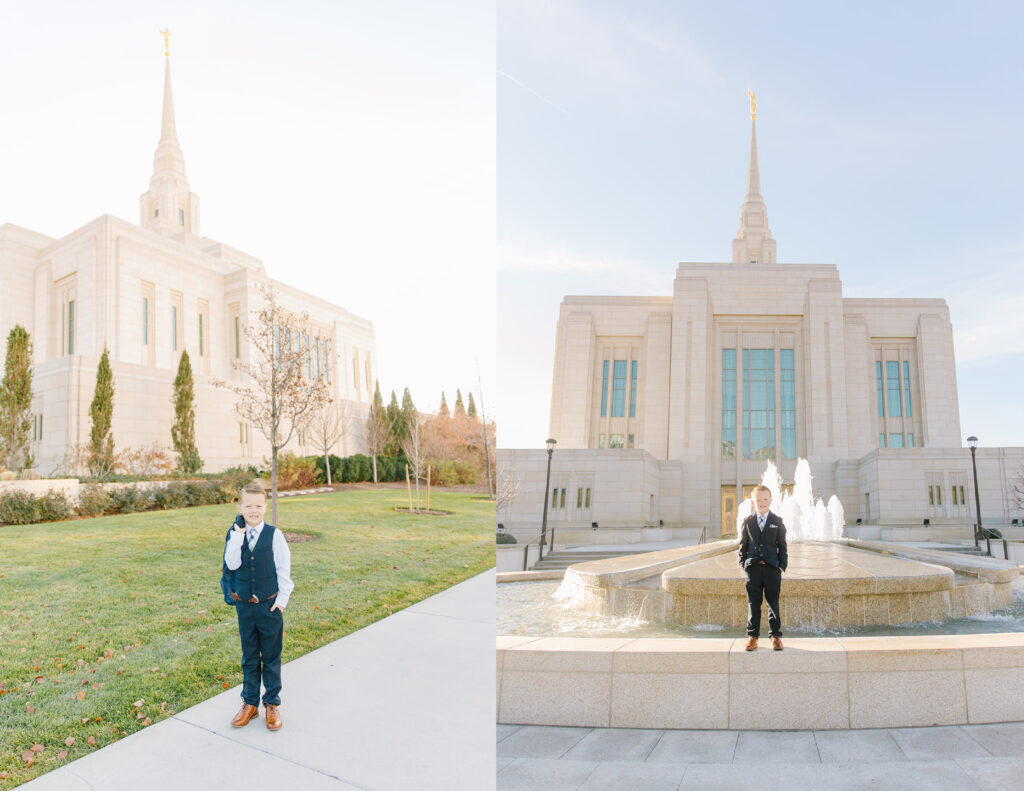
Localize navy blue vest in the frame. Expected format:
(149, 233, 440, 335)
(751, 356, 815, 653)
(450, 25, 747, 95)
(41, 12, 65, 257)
(223, 524, 280, 602)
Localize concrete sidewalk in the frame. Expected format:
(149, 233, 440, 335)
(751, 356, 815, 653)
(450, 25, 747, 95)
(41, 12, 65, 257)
(497, 722, 1024, 790)
(25, 570, 496, 791)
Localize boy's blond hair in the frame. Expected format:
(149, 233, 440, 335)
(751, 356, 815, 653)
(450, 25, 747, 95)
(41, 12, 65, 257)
(238, 480, 268, 501)
(752, 484, 771, 496)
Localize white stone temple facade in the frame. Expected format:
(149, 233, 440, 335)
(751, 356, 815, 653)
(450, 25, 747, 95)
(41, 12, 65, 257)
(499, 114, 1024, 544)
(0, 53, 376, 474)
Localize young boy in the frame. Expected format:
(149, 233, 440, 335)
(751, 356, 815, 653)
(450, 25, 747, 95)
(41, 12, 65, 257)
(221, 481, 294, 730)
(738, 484, 788, 651)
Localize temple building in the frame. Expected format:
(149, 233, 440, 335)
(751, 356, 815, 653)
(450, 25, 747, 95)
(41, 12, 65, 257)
(0, 48, 376, 474)
(499, 103, 1023, 544)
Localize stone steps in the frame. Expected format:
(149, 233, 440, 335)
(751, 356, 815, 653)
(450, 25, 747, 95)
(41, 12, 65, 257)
(533, 550, 640, 570)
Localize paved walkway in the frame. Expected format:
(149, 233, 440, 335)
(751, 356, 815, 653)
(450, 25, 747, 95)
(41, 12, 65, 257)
(497, 722, 1024, 790)
(24, 570, 495, 791)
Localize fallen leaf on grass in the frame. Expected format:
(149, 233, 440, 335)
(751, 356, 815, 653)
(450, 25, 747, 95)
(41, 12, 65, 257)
(141, 718, 152, 726)
(58, 749, 68, 760)
(133, 699, 145, 707)
(87, 736, 96, 746)
(136, 712, 145, 719)
(81, 718, 88, 724)
(222, 683, 229, 689)
(26, 704, 33, 714)
(65, 736, 75, 747)
(30, 744, 44, 753)
(21, 751, 34, 766)
(76, 690, 85, 701)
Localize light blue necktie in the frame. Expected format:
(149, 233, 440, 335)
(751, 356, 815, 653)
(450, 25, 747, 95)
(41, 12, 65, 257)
(247, 527, 257, 551)
(758, 515, 766, 532)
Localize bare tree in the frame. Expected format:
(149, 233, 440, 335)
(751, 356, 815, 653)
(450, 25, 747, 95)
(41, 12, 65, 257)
(305, 400, 350, 485)
(213, 284, 330, 525)
(400, 414, 427, 511)
(1013, 465, 1024, 513)
(496, 462, 520, 514)
(365, 380, 392, 484)
(452, 377, 496, 499)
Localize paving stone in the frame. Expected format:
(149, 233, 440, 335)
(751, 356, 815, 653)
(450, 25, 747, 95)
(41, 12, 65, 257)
(563, 727, 664, 762)
(645, 730, 739, 764)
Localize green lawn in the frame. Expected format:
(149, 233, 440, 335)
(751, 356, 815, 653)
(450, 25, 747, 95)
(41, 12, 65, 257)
(0, 489, 494, 788)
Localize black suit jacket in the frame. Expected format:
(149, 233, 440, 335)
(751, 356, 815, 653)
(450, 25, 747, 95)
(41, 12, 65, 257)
(738, 511, 788, 572)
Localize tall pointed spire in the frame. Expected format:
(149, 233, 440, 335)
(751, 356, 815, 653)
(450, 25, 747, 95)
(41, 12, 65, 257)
(140, 31, 200, 237)
(732, 90, 776, 264)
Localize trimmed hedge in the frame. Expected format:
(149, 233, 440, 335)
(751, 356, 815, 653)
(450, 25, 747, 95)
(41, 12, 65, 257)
(0, 489, 74, 525)
(496, 532, 517, 545)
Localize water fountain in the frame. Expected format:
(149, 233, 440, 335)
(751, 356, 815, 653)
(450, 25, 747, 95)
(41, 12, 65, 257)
(553, 459, 1016, 630)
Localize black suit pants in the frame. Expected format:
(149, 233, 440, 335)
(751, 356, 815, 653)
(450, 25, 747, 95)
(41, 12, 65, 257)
(745, 562, 782, 637)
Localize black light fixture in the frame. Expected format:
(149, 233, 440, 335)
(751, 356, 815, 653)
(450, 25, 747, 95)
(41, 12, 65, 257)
(967, 436, 982, 549)
(592, 522, 599, 531)
(856, 518, 862, 525)
(923, 518, 930, 526)
(540, 438, 557, 559)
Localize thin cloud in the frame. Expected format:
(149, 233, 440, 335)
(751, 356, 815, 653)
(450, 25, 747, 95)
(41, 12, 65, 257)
(497, 70, 569, 115)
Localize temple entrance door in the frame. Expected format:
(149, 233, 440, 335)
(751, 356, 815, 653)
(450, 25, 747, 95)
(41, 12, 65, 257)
(721, 487, 736, 536)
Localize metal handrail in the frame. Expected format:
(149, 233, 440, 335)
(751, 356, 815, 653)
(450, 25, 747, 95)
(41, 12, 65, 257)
(698, 526, 708, 545)
(507, 527, 558, 570)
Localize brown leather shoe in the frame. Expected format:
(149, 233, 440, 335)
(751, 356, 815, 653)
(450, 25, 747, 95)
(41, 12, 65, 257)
(771, 635, 784, 651)
(744, 636, 758, 651)
(231, 703, 258, 727)
(264, 703, 282, 730)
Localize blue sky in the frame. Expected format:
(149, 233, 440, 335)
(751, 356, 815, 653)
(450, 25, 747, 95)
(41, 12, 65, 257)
(0, 0, 494, 415)
(497, 0, 1024, 450)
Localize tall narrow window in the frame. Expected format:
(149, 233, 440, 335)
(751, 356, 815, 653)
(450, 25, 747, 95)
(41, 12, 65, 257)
(178, 208, 184, 225)
(880, 433, 886, 448)
(324, 340, 331, 383)
(198, 314, 204, 356)
(780, 349, 795, 459)
(274, 326, 281, 370)
(67, 300, 75, 355)
(365, 359, 371, 392)
(886, 361, 901, 417)
(304, 334, 311, 378)
(234, 316, 241, 358)
(314, 338, 321, 379)
(743, 349, 775, 460)
(721, 349, 736, 459)
(600, 360, 609, 417)
(171, 306, 178, 351)
(611, 360, 627, 417)
(907, 433, 914, 447)
(876, 361, 884, 417)
(889, 433, 904, 448)
(629, 360, 638, 417)
(903, 361, 912, 416)
(142, 297, 149, 344)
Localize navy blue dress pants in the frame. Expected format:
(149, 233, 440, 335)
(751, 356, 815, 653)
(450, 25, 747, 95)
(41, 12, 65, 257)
(236, 599, 283, 706)
(745, 562, 782, 637)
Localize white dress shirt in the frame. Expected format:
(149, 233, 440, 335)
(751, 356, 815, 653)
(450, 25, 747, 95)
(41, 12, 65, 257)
(224, 520, 295, 608)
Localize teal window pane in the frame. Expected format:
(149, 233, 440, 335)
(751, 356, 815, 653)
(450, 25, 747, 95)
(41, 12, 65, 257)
(889, 433, 904, 448)
(601, 360, 608, 417)
(886, 361, 901, 417)
(722, 348, 736, 458)
(743, 348, 775, 459)
(142, 297, 148, 345)
(908, 433, 914, 447)
(629, 360, 638, 417)
(880, 433, 886, 448)
(612, 360, 627, 417)
(903, 361, 912, 416)
(876, 361, 884, 416)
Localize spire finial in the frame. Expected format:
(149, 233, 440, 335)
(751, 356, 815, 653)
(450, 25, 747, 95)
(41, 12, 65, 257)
(731, 93, 776, 264)
(747, 86, 757, 120)
(160, 28, 171, 57)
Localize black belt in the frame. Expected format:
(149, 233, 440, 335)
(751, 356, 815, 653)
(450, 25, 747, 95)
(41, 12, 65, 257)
(230, 591, 278, 604)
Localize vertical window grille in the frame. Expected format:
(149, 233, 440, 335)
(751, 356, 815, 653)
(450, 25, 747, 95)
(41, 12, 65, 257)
(234, 317, 241, 358)
(903, 361, 912, 416)
(880, 433, 886, 448)
(171, 306, 178, 351)
(780, 349, 795, 459)
(198, 314, 204, 356)
(611, 361, 627, 417)
(67, 300, 75, 354)
(629, 360, 638, 417)
(876, 361, 884, 416)
(721, 349, 736, 458)
(907, 433, 914, 447)
(743, 349, 775, 460)
(142, 298, 149, 345)
(314, 338, 320, 379)
(600, 360, 609, 417)
(886, 361, 902, 416)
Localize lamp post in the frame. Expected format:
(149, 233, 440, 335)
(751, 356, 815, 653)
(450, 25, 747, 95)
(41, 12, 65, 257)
(967, 436, 982, 549)
(540, 438, 556, 559)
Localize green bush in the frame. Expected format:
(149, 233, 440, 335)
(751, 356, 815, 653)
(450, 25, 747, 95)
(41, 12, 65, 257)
(277, 453, 319, 490)
(151, 482, 188, 511)
(217, 465, 263, 493)
(35, 490, 74, 522)
(78, 484, 112, 517)
(496, 532, 517, 545)
(0, 490, 38, 524)
(430, 460, 476, 486)
(0, 489, 73, 524)
(107, 484, 151, 514)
